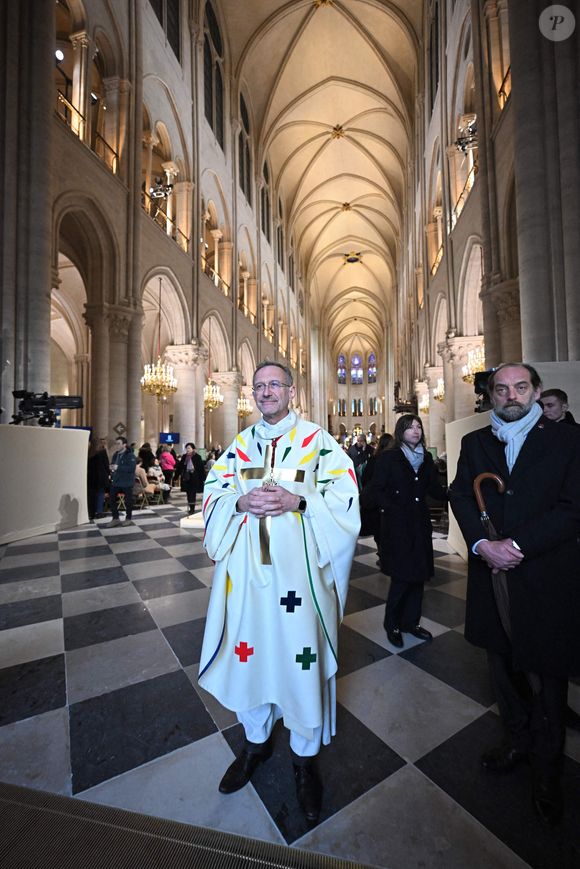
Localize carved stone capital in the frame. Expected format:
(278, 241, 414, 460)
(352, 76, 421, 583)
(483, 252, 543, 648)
(490, 279, 520, 323)
(424, 365, 443, 390)
(213, 370, 243, 391)
(107, 308, 132, 340)
(165, 342, 208, 369)
(439, 335, 483, 365)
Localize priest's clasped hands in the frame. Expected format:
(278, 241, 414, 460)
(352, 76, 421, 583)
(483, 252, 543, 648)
(237, 484, 302, 517)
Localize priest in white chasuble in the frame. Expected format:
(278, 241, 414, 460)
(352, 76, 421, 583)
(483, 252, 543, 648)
(198, 361, 360, 824)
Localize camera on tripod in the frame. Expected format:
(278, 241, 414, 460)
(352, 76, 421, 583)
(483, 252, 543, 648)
(474, 369, 493, 413)
(10, 391, 83, 426)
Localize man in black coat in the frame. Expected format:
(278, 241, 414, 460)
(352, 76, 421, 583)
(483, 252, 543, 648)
(449, 363, 580, 825)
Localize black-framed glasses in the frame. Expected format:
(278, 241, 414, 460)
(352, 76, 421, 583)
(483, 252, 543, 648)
(252, 380, 292, 394)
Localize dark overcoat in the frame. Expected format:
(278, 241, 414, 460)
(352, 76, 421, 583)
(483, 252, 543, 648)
(176, 451, 206, 494)
(367, 448, 446, 584)
(449, 418, 580, 676)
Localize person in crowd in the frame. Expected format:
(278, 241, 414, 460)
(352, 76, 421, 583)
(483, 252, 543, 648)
(363, 415, 446, 648)
(359, 432, 394, 543)
(106, 436, 137, 527)
(158, 444, 176, 502)
(146, 457, 165, 486)
(539, 388, 577, 424)
(175, 443, 206, 514)
(347, 433, 374, 490)
(87, 437, 110, 521)
(205, 449, 216, 473)
(449, 362, 580, 825)
(213, 443, 223, 459)
(198, 361, 359, 825)
(133, 459, 157, 499)
(138, 442, 156, 472)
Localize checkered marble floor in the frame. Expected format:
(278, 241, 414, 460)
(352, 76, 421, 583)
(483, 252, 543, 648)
(1, 495, 579, 869)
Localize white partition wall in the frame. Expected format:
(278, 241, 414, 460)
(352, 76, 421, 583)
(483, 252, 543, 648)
(0, 426, 90, 544)
(445, 411, 491, 560)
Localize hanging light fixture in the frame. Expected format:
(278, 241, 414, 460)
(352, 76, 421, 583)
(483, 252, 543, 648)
(140, 277, 178, 401)
(237, 391, 252, 420)
(462, 345, 485, 384)
(433, 378, 445, 402)
(203, 318, 224, 411)
(418, 393, 430, 415)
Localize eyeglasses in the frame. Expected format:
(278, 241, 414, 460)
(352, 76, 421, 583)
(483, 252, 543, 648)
(252, 380, 292, 394)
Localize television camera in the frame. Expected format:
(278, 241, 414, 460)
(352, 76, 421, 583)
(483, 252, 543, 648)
(10, 391, 83, 426)
(474, 369, 493, 413)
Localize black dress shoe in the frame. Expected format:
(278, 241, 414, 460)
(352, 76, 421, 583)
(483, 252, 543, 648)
(532, 776, 563, 825)
(407, 625, 433, 641)
(293, 761, 322, 824)
(386, 627, 403, 648)
(480, 744, 529, 773)
(219, 741, 272, 794)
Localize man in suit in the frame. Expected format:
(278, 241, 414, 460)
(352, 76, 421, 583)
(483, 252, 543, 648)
(449, 363, 580, 825)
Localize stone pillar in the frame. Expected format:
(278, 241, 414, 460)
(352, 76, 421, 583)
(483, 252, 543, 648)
(108, 309, 132, 435)
(220, 241, 234, 296)
(126, 308, 143, 445)
(247, 277, 258, 324)
(240, 270, 250, 315)
(210, 229, 223, 288)
(84, 304, 110, 438)
(102, 76, 120, 171)
(74, 353, 90, 427)
(213, 370, 243, 447)
(165, 343, 207, 446)
(173, 181, 194, 253)
(117, 79, 131, 179)
(70, 31, 95, 142)
(440, 335, 484, 422)
(161, 161, 179, 238)
(479, 275, 502, 368)
(143, 133, 157, 212)
(414, 379, 430, 444)
(425, 365, 446, 455)
(490, 279, 522, 362)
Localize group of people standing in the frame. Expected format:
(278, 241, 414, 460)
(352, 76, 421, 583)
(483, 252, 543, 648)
(196, 358, 579, 833)
(87, 438, 208, 525)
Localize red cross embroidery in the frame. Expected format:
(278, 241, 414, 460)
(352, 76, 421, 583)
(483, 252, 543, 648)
(235, 641, 254, 662)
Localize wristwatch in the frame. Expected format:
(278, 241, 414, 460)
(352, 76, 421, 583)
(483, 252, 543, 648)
(297, 497, 307, 513)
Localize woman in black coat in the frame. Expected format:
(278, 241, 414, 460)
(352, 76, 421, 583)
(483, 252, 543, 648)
(175, 443, 206, 514)
(368, 414, 446, 648)
(87, 437, 111, 521)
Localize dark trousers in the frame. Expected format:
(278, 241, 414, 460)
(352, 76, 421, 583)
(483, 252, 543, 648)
(184, 484, 198, 514)
(162, 469, 173, 502)
(384, 580, 424, 632)
(110, 485, 133, 520)
(487, 650, 567, 779)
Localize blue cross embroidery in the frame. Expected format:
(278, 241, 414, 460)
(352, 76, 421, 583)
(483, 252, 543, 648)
(280, 590, 302, 612)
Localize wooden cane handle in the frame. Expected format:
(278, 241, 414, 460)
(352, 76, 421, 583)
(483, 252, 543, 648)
(473, 472, 505, 514)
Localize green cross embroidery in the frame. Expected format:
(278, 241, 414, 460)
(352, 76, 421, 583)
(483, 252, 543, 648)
(296, 646, 317, 670)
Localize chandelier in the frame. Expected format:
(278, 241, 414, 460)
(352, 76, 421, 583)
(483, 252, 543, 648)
(203, 318, 224, 411)
(140, 277, 178, 401)
(462, 345, 485, 383)
(418, 393, 430, 415)
(237, 393, 252, 419)
(433, 378, 445, 402)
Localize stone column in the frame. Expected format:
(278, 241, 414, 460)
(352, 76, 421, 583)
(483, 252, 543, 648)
(210, 229, 223, 288)
(479, 275, 502, 368)
(84, 304, 110, 438)
(173, 180, 193, 253)
(108, 309, 132, 435)
(126, 307, 143, 445)
(74, 353, 90, 427)
(247, 277, 258, 324)
(213, 370, 243, 447)
(220, 241, 234, 296)
(240, 270, 250, 315)
(142, 133, 157, 212)
(102, 76, 120, 171)
(165, 343, 207, 446)
(414, 379, 430, 445)
(490, 279, 522, 362)
(425, 365, 446, 455)
(70, 31, 95, 142)
(441, 335, 484, 422)
(161, 161, 179, 238)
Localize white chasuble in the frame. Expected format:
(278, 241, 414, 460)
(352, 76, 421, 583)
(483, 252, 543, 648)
(198, 418, 360, 743)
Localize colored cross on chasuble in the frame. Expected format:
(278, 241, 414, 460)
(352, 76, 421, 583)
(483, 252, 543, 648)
(296, 647, 317, 670)
(280, 590, 302, 612)
(239, 437, 305, 565)
(235, 642, 254, 662)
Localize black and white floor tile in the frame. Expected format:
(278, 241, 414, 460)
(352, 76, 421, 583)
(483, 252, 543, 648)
(1, 496, 579, 869)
